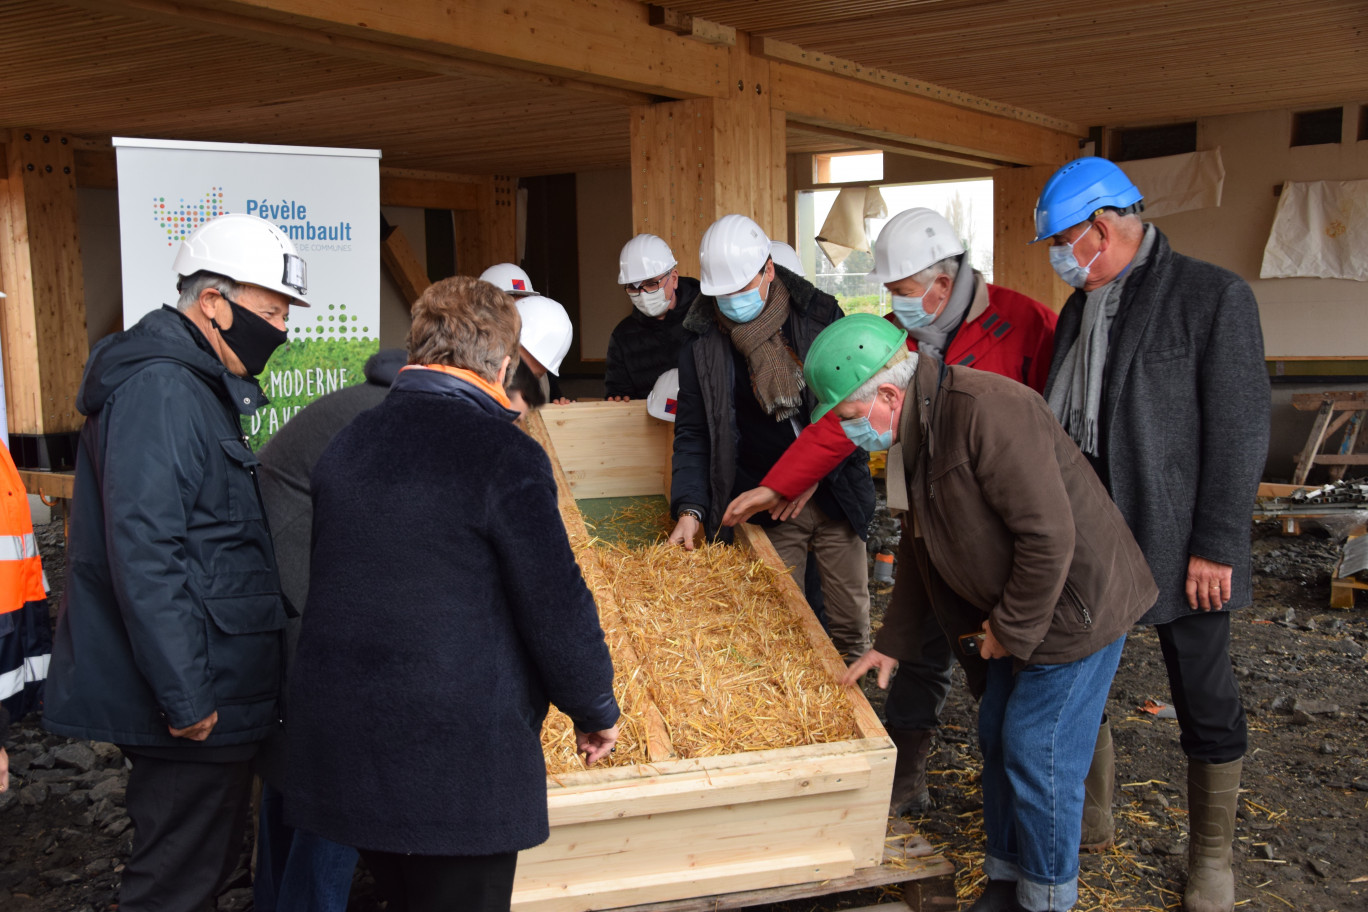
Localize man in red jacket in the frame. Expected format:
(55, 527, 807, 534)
(724, 208, 1056, 817)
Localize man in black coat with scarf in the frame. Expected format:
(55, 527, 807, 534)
(668, 214, 876, 662)
(1035, 158, 1269, 912)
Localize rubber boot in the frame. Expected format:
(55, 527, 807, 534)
(1080, 719, 1115, 852)
(966, 879, 1025, 912)
(886, 727, 933, 816)
(1184, 757, 1242, 912)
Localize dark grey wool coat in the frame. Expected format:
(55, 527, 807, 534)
(286, 368, 618, 856)
(1044, 227, 1270, 626)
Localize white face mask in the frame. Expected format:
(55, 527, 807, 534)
(627, 286, 671, 317)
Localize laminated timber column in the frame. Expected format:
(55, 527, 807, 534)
(629, 39, 786, 278)
(0, 129, 89, 469)
(453, 175, 518, 277)
(993, 164, 1073, 313)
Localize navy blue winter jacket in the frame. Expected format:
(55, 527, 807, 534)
(45, 307, 286, 747)
(286, 367, 618, 855)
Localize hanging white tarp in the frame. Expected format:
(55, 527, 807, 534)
(1260, 179, 1368, 281)
(1118, 148, 1225, 220)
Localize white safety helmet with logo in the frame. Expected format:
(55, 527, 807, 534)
(869, 208, 965, 285)
(480, 263, 537, 297)
(646, 368, 680, 423)
(173, 213, 309, 304)
(515, 295, 573, 376)
(698, 214, 771, 296)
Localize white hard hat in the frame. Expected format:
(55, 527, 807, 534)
(516, 295, 573, 376)
(699, 214, 771, 296)
(769, 241, 803, 274)
(618, 234, 677, 286)
(173, 213, 309, 304)
(870, 208, 965, 285)
(646, 368, 680, 422)
(480, 263, 537, 297)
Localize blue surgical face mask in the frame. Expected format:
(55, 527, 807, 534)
(890, 276, 945, 330)
(1049, 223, 1102, 289)
(716, 284, 766, 323)
(840, 396, 894, 452)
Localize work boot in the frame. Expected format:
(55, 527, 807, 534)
(966, 879, 1025, 912)
(887, 727, 934, 816)
(1080, 719, 1115, 852)
(1184, 757, 1242, 912)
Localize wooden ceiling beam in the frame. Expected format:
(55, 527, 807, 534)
(771, 61, 1080, 168)
(61, 0, 660, 106)
(100, 0, 730, 101)
(785, 123, 1003, 170)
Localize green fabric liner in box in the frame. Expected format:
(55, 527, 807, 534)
(576, 495, 673, 548)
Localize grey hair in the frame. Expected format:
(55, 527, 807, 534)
(1094, 208, 1145, 243)
(847, 350, 918, 405)
(176, 271, 245, 312)
(909, 254, 960, 289)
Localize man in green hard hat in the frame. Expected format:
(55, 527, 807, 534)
(809, 314, 1156, 912)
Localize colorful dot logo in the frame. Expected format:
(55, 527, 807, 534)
(152, 188, 228, 246)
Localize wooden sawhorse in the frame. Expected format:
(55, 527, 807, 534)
(1292, 390, 1368, 485)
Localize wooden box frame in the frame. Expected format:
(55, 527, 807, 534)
(516, 402, 897, 911)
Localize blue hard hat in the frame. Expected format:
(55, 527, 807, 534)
(1031, 157, 1143, 243)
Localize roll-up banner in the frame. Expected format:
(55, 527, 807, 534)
(112, 137, 380, 447)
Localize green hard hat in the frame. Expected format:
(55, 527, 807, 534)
(804, 314, 908, 422)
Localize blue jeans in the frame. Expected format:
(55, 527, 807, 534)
(978, 635, 1125, 912)
(256, 782, 359, 912)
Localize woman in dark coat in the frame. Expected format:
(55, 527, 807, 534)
(287, 276, 619, 912)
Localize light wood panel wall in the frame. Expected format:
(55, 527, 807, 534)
(992, 164, 1072, 313)
(0, 129, 89, 437)
(629, 39, 786, 277)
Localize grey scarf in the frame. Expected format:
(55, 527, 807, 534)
(1047, 223, 1156, 456)
(907, 253, 976, 360)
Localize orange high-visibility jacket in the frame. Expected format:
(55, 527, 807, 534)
(0, 446, 47, 613)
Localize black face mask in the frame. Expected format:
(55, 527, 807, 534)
(212, 295, 289, 376)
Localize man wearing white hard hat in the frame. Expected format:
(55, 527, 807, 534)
(515, 294, 573, 404)
(44, 213, 305, 912)
(479, 262, 538, 298)
(724, 207, 1057, 816)
(668, 214, 876, 661)
(604, 234, 700, 400)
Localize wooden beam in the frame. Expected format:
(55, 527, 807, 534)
(0, 129, 89, 449)
(129, 0, 729, 100)
(992, 164, 1071, 313)
(450, 175, 517, 279)
(380, 173, 480, 211)
(753, 37, 1084, 137)
(770, 61, 1079, 169)
(787, 123, 1003, 170)
(646, 5, 736, 47)
(68, 0, 660, 107)
(380, 225, 429, 310)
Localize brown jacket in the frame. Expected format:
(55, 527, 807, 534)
(875, 356, 1156, 684)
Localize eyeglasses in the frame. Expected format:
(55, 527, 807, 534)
(625, 272, 671, 293)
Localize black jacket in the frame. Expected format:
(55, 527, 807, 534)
(1044, 228, 1269, 625)
(253, 347, 404, 786)
(671, 266, 875, 541)
(44, 307, 286, 748)
(286, 367, 618, 855)
(603, 276, 700, 399)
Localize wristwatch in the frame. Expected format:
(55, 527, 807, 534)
(678, 508, 703, 522)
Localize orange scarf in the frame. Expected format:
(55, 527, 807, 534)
(399, 364, 512, 410)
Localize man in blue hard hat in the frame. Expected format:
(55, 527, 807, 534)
(1034, 157, 1269, 912)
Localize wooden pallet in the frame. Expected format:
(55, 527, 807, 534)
(515, 403, 942, 912)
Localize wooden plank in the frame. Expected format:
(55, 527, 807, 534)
(1257, 483, 1317, 498)
(787, 122, 1002, 170)
(17, 469, 76, 501)
(547, 754, 872, 826)
(770, 61, 1080, 169)
(514, 848, 857, 912)
(733, 522, 888, 742)
(993, 164, 1071, 314)
(1291, 390, 1368, 410)
(753, 36, 1084, 137)
(161, 0, 729, 100)
(379, 226, 429, 310)
(1, 129, 89, 437)
(539, 400, 674, 499)
(379, 174, 480, 210)
(1293, 402, 1336, 485)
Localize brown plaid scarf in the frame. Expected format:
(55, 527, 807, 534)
(717, 278, 805, 421)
